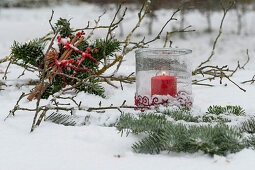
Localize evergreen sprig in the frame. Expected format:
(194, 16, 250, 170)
(117, 105, 253, 156)
(46, 112, 78, 126)
(202, 105, 245, 123)
(116, 113, 167, 135)
(162, 107, 199, 122)
(131, 122, 244, 156)
(54, 18, 72, 37)
(46, 112, 90, 126)
(240, 118, 255, 134)
(11, 39, 46, 67)
(10, 18, 121, 99)
(245, 135, 255, 149)
(132, 132, 165, 154)
(206, 105, 245, 116)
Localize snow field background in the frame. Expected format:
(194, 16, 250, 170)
(1, 3, 255, 170)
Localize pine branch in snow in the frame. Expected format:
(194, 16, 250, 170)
(117, 105, 255, 156)
(46, 112, 89, 126)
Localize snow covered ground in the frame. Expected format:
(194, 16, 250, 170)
(1, 3, 255, 170)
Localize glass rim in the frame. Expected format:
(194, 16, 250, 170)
(135, 48, 192, 56)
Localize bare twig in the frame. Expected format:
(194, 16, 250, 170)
(0, 56, 11, 64)
(163, 25, 195, 48)
(196, 1, 235, 68)
(2, 59, 12, 80)
(193, 65, 246, 92)
(242, 75, 255, 84)
(87, 105, 149, 112)
(30, 30, 60, 132)
(17, 69, 26, 79)
(103, 4, 127, 66)
(4, 92, 27, 121)
(191, 1, 246, 91)
(114, 5, 181, 74)
(241, 49, 250, 69)
(49, 10, 55, 33)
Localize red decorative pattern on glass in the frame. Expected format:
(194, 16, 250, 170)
(135, 91, 192, 108)
(176, 91, 193, 107)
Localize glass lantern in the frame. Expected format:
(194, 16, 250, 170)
(135, 48, 193, 108)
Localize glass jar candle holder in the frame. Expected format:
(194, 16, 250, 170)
(135, 48, 193, 108)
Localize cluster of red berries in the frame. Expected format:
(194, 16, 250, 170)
(76, 31, 85, 37)
(53, 33, 100, 86)
(56, 33, 98, 66)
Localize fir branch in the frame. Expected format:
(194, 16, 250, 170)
(45, 112, 84, 126)
(240, 118, 255, 134)
(117, 112, 168, 135)
(245, 135, 255, 149)
(202, 105, 245, 123)
(132, 132, 165, 154)
(117, 105, 248, 156)
(162, 107, 199, 122)
(54, 18, 72, 37)
(10, 39, 46, 67)
(206, 105, 245, 116)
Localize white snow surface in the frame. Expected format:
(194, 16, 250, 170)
(1, 3, 255, 170)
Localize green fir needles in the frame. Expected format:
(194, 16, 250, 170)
(117, 105, 254, 156)
(46, 112, 90, 126)
(10, 18, 121, 99)
(11, 39, 46, 67)
(206, 105, 245, 116)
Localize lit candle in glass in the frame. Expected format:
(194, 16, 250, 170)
(151, 71, 177, 97)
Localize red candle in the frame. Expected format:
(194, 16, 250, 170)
(151, 74, 177, 97)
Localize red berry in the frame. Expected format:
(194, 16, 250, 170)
(76, 61, 79, 65)
(65, 46, 69, 49)
(94, 49, 98, 53)
(71, 59, 74, 63)
(85, 53, 91, 57)
(85, 50, 88, 54)
(78, 57, 81, 61)
(76, 32, 82, 37)
(82, 53, 86, 58)
(57, 36, 61, 42)
(87, 47, 90, 51)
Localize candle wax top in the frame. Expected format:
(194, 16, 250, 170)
(151, 75, 176, 80)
